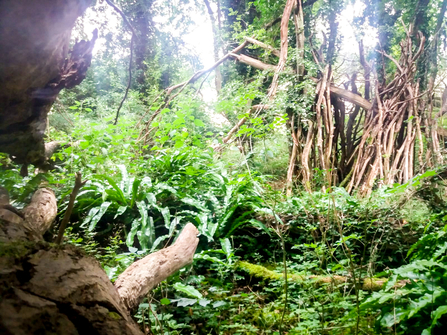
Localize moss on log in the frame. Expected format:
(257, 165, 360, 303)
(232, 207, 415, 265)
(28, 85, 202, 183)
(237, 261, 387, 291)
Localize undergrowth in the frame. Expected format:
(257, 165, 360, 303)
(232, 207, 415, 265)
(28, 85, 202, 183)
(2, 114, 447, 335)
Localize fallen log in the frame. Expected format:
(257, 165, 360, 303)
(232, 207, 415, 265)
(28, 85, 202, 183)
(237, 261, 405, 291)
(0, 186, 200, 333)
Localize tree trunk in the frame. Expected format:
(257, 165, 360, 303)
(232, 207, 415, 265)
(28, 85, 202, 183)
(0, 187, 199, 334)
(0, 0, 95, 166)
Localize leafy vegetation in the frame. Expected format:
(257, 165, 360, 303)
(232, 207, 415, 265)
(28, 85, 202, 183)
(3, 0, 447, 334)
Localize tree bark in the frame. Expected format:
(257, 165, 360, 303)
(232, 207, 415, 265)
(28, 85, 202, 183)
(0, 0, 95, 166)
(0, 186, 200, 333)
(115, 223, 199, 311)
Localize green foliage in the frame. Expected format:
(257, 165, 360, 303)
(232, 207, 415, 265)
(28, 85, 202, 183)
(361, 227, 447, 334)
(3, 1, 447, 334)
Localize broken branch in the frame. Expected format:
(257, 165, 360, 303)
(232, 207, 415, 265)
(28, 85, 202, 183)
(115, 222, 199, 311)
(55, 172, 87, 244)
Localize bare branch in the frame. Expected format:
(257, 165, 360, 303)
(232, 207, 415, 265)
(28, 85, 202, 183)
(114, 34, 134, 125)
(115, 223, 199, 311)
(104, 0, 138, 38)
(55, 172, 87, 244)
(244, 37, 280, 57)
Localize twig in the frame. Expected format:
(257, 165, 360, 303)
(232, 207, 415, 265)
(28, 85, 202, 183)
(195, 70, 212, 98)
(104, 0, 137, 126)
(136, 91, 165, 128)
(114, 34, 134, 125)
(104, 0, 138, 38)
(55, 172, 87, 245)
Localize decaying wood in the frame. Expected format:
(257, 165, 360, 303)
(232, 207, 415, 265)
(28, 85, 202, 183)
(115, 223, 199, 311)
(294, 0, 305, 78)
(229, 53, 277, 71)
(22, 188, 57, 236)
(286, 114, 299, 196)
(345, 31, 434, 194)
(1, 185, 201, 333)
(0, 0, 97, 166)
(238, 261, 407, 292)
(0, 229, 144, 335)
(0, 187, 24, 226)
(0, 186, 142, 334)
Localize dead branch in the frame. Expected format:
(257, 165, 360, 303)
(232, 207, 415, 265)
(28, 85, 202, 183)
(104, 0, 138, 38)
(114, 34, 134, 125)
(44, 141, 62, 161)
(138, 41, 249, 139)
(309, 77, 372, 110)
(56, 172, 87, 244)
(221, 105, 268, 144)
(0, 187, 24, 225)
(244, 36, 281, 57)
(229, 53, 277, 71)
(115, 223, 199, 311)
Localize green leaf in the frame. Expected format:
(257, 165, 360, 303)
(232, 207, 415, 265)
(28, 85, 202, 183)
(249, 219, 271, 235)
(88, 201, 112, 231)
(82, 206, 100, 228)
(104, 266, 118, 280)
(136, 201, 154, 251)
(114, 206, 128, 219)
(213, 301, 226, 308)
(160, 298, 171, 305)
(95, 174, 127, 205)
(130, 178, 142, 208)
(431, 305, 447, 326)
(194, 119, 205, 127)
(127, 218, 141, 248)
(194, 253, 226, 265)
(117, 164, 130, 194)
(80, 141, 90, 149)
(180, 197, 207, 212)
(199, 299, 211, 307)
(160, 207, 171, 229)
(150, 235, 169, 253)
(220, 238, 232, 259)
(176, 298, 197, 307)
(408, 291, 443, 318)
(173, 282, 203, 299)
